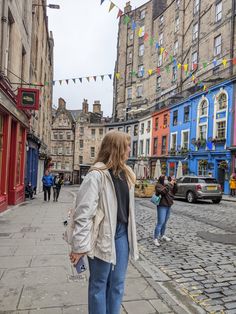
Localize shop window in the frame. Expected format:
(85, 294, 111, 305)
(198, 162, 208, 176)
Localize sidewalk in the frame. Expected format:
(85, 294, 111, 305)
(222, 195, 236, 202)
(0, 187, 192, 314)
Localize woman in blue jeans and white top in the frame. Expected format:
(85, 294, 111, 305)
(70, 131, 139, 314)
(154, 175, 177, 247)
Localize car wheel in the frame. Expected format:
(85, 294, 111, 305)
(212, 199, 221, 204)
(187, 191, 196, 203)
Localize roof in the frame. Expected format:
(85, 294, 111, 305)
(69, 110, 82, 121)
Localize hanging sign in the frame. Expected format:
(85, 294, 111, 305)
(17, 88, 40, 110)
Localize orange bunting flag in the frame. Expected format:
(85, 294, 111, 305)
(222, 59, 227, 67)
(233, 58, 236, 65)
(160, 47, 164, 55)
(177, 63, 182, 69)
(144, 33, 149, 41)
(116, 73, 121, 79)
(109, 2, 115, 12)
(193, 63, 198, 70)
(117, 9, 123, 18)
(148, 69, 153, 75)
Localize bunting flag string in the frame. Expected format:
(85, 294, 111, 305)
(52, 73, 113, 86)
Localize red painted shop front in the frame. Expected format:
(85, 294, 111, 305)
(0, 78, 29, 213)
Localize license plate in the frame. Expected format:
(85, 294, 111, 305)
(207, 186, 217, 191)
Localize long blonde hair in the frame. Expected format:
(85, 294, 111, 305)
(94, 130, 135, 185)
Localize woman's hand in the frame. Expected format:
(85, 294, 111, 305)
(69, 252, 86, 266)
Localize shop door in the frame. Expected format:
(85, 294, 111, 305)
(217, 167, 225, 192)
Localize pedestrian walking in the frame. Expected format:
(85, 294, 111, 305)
(42, 170, 53, 201)
(70, 130, 139, 314)
(229, 173, 236, 196)
(53, 175, 64, 201)
(153, 175, 177, 247)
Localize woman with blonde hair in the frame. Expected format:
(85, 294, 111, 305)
(70, 130, 139, 314)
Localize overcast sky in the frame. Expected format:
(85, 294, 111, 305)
(48, 0, 147, 116)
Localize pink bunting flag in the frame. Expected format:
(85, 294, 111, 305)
(117, 9, 123, 18)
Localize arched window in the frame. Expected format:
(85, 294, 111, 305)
(218, 93, 227, 110)
(199, 100, 208, 116)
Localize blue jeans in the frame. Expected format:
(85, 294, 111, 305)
(88, 223, 129, 314)
(154, 206, 171, 239)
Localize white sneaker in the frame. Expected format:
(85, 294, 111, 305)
(153, 238, 161, 246)
(161, 235, 171, 242)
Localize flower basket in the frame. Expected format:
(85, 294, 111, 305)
(212, 137, 226, 144)
(219, 161, 228, 170)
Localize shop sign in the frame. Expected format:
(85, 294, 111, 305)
(17, 88, 40, 110)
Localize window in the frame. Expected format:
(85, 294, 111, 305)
(155, 117, 159, 130)
(218, 93, 227, 110)
(66, 147, 71, 155)
(182, 130, 189, 148)
(147, 121, 151, 133)
(65, 162, 70, 171)
(138, 65, 144, 77)
(199, 100, 208, 116)
(53, 147, 58, 155)
(198, 162, 208, 176)
(79, 156, 83, 164)
(0, 115, 4, 183)
(156, 76, 161, 90)
(214, 35, 221, 56)
(159, 33, 163, 46)
(118, 127, 123, 132)
(199, 124, 207, 140)
(80, 127, 84, 135)
(53, 132, 58, 140)
(139, 44, 144, 56)
(160, 15, 164, 25)
(146, 139, 150, 155)
(193, 0, 200, 14)
(139, 140, 144, 155)
(58, 147, 63, 154)
(157, 54, 162, 66)
(173, 110, 178, 126)
(57, 162, 61, 170)
(134, 125, 138, 136)
(90, 147, 95, 158)
(215, 1, 222, 22)
(137, 85, 143, 97)
(59, 132, 63, 140)
(153, 138, 158, 155)
(128, 51, 132, 61)
(126, 126, 131, 133)
(171, 133, 177, 150)
(66, 132, 71, 140)
(129, 31, 133, 41)
(99, 128, 103, 136)
(172, 66, 177, 81)
(174, 41, 178, 56)
(184, 106, 190, 122)
(133, 141, 138, 156)
(163, 114, 168, 127)
(141, 123, 144, 134)
(161, 136, 167, 155)
(216, 121, 226, 138)
(175, 17, 180, 32)
(91, 129, 96, 138)
(140, 9, 145, 19)
(193, 23, 199, 40)
(139, 26, 145, 37)
(191, 51, 198, 70)
(79, 139, 83, 149)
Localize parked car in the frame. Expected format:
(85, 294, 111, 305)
(175, 176, 222, 203)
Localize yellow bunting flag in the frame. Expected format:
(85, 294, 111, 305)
(177, 63, 182, 69)
(138, 28, 143, 37)
(148, 69, 153, 75)
(203, 85, 207, 91)
(192, 75, 195, 81)
(160, 47, 164, 54)
(222, 59, 227, 67)
(183, 64, 188, 72)
(109, 2, 115, 12)
(116, 73, 121, 79)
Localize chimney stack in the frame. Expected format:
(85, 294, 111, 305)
(93, 100, 101, 113)
(58, 98, 66, 109)
(124, 1, 132, 13)
(82, 99, 89, 113)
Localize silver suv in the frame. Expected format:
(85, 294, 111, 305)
(175, 176, 222, 204)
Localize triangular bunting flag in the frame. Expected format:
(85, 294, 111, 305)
(165, 65, 170, 73)
(66, 79, 69, 84)
(108, 74, 112, 80)
(156, 67, 161, 75)
(53, 81, 55, 85)
(131, 70, 136, 77)
(72, 79, 76, 83)
(222, 59, 227, 67)
(144, 33, 149, 41)
(45, 81, 49, 86)
(183, 64, 188, 72)
(115, 73, 121, 79)
(124, 15, 130, 24)
(213, 59, 218, 67)
(203, 62, 207, 69)
(59, 80, 62, 85)
(149, 37, 154, 46)
(79, 78, 82, 83)
(193, 63, 198, 70)
(86, 77, 90, 82)
(109, 2, 115, 12)
(138, 28, 143, 37)
(148, 69, 153, 75)
(117, 9, 123, 19)
(93, 76, 97, 81)
(177, 63, 182, 69)
(233, 58, 236, 65)
(101, 75, 104, 81)
(155, 42, 159, 49)
(100, 0, 105, 4)
(160, 47, 164, 54)
(132, 21, 136, 30)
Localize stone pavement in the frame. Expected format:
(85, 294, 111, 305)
(0, 187, 193, 314)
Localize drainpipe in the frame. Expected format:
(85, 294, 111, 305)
(230, 0, 236, 76)
(0, 0, 7, 72)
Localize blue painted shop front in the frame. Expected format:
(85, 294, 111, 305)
(167, 80, 234, 194)
(26, 138, 39, 192)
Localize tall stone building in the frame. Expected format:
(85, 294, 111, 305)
(113, 0, 236, 121)
(0, 0, 54, 212)
(51, 98, 75, 183)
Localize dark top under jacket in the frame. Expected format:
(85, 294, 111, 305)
(109, 169, 129, 224)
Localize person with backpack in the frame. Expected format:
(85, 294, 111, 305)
(153, 175, 177, 247)
(53, 174, 64, 201)
(69, 130, 139, 314)
(42, 170, 53, 201)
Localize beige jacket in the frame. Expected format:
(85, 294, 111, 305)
(71, 162, 139, 265)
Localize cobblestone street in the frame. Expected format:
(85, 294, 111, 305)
(136, 198, 236, 314)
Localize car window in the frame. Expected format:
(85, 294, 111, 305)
(190, 178, 198, 183)
(199, 178, 218, 184)
(182, 177, 191, 183)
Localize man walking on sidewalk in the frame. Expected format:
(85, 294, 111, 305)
(42, 170, 53, 201)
